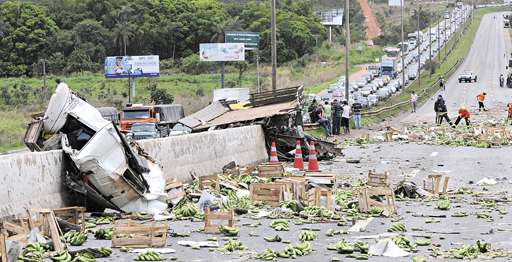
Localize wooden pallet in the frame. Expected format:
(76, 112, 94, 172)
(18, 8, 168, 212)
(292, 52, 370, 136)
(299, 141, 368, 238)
(423, 174, 449, 195)
(112, 220, 168, 248)
(1, 230, 7, 262)
(307, 187, 333, 210)
(204, 208, 235, 234)
(250, 183, 286, 207)
(199, 174, 220, 192)
(257, 163, 285, 178)
(52, 206, 86, 232)
(367, 170, 390, 187)
(275, 177, 306, 201)
(358, 187, 396, 216)
(27, 209, 65, 252)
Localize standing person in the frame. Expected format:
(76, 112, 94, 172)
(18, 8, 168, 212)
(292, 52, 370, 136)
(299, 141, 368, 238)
(434, 95, 443, 125)
(323, 101, 332, 123)
(500, 74, 505, 88)
(454, 105, 471, 127)
(332, 99, 342, 135)
(308, 99, 319, 123)
(435, 95, 453, 126)
(410, 91, 418, 113)
(476, 92, 487, 111)
(439, 76, 445, 91)
(352, 98, 363, 129)
(507, 74, 512, 88)
(341, 101, 350, 134)
(507, 102, 512, 125)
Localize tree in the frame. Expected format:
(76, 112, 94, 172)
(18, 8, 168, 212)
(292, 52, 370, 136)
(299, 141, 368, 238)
(210, 16, 242, 43)
(234, 61, 248, 87)
(112, 22, 134, 56)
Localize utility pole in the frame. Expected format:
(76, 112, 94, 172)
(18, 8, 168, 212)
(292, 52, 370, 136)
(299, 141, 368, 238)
(345, 0, 350, 102)
(400, 0, 406, 90)
(271, 0, 277, 94)
(417, 3, 421, 91)
(429, 17, 432, 77)
(41, 59, 47, 102)
(437, 18, 440, 63)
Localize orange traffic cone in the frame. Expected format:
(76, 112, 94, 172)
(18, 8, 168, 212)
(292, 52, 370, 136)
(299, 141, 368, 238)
(293, 139, 304, 170)
(307, 141, 320, 172)
(269, 141, 279, 163)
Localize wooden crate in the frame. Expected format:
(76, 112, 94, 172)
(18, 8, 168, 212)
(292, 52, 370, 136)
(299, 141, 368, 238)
(250, 183, 286, 207)
(367, 170, 390, 187)
(1, 218, 29, 245)
(358, 187, 396, 216)
(112, 220, 168, 248)
(204, 208, 235, 234)
(199, 174, 220, 192)
(305, 174, 336, 187)
(307, 187, 333, 210)
(423, 174, 449, 195)
(1, 230, 7, 262)
(165, 180, 185, 204)
(27, 209, 64, 252)
(275, 177, 306, 201)
(257, 163, 285, 178)
(52, 206, 85, 232)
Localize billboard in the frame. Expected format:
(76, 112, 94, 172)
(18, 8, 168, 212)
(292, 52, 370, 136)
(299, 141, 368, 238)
(199, 43, 245, 62)
(318, 9, 344, 26)
(388, 0, 403, 7)
(104, 55, 160, 78)
(225, 31, 260, 50)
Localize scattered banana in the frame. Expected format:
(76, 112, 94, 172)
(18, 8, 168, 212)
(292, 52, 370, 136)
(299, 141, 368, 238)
(92, 247, 113, 257)
(392, 236, 417, 252)
(280, 200, 301, 212)
(62, 231, 87, 246)
(301, 207, 333, 218)
(256, 249, 278, 260)
(94, 216, 114, 225)
(263, 235, 282, 242)
(387, 222, 406, 232)
(219, 225, 239, 236)
(354, 241, 369, 254)
(173, 202, 200, 219)
(335, 240, 354, 254)
(51, 251, 72, 262)
(71, 253, 96, 262)
(135, 251, 164, 261)
(219, 240, 246, 253)
(437, 199, 451, 210)
(94, 228, 113, 240)
(415, 239, 432, 246)
(299, 230, 317, 241)
(18, 242, 49, 262)
(270, 219, 289, 231)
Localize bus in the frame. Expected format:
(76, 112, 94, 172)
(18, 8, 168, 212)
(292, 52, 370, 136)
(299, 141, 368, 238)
(383, 47, 401, 58)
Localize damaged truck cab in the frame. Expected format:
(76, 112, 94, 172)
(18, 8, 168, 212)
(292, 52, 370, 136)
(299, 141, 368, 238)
(24, 84, 167, 214)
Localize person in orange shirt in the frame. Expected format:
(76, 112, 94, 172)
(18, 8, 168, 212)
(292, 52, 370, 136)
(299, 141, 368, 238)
(476, 92, 487, 111)
(507, 102, 512, 125)
(454, 105, 471, 127)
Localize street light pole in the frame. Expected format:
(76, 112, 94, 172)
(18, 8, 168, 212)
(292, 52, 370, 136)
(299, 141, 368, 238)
(271, 0, 277, 94)
(345, 0, 350, 102)
(400, 0, 406, 89)
(429, 17, 432, 77)
(417, 3, 421, 91)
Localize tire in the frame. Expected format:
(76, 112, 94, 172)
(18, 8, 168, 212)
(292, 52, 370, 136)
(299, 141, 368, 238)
(459, 79, 462, 83)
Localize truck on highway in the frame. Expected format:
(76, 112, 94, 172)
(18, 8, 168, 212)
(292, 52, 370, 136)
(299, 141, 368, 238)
(120, 104, 184, 137)
(380, 57, 398, 78)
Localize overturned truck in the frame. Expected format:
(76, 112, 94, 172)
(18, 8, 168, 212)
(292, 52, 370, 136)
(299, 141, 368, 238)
(24, 84, 167, 214)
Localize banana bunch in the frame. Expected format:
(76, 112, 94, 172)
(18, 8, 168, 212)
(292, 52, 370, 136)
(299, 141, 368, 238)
(392, 236, 417, 252)
(299, 230, 317, 241)
(354, 241, 369, 254)
(23, 243, 48, 254)
(94, 228, 113, 240)
(256, 249, 278, 260)
(301, 207, 333, 218)
(368, 207, 383, 217)
(62, 231, 87, 246)
(270, 219, 289, 231)
(437, 199, 451, 210)
(219, 240, 246, 253)
(414, 239, 432, 247)
(17, 242, 49, 262)
(387, 222, 406, 232)
(84, 222, 96, 230)
(94, 217, 114, 225)
(280, 200, 301, 212)
(219, 225, 239, 236)
(92, 247, 112, 257)
(336, 240, 355, 254)
(17, 252, 43, 262)
(71, 253, 96, 262)
(263, 235, 282, 242)
(51, 251, 72, 262)
(173, 202, 199, 218)
(135, 251, 164, 261)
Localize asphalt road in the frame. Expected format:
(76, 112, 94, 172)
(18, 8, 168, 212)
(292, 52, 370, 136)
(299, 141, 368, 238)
(402, 12, 512, 124)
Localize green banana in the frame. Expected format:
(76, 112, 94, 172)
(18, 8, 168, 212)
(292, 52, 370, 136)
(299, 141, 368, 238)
(219, 225, 239, 236)
(299, 230, 317, 241)
(270, 219, 289, 231)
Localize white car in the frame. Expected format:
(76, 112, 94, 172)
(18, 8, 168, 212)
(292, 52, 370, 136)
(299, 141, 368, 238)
(458, 70, 478, 83)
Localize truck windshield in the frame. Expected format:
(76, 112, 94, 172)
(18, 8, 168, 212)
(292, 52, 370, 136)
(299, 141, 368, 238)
(132, 124, 156, 132)
(123, 110, 150, 119)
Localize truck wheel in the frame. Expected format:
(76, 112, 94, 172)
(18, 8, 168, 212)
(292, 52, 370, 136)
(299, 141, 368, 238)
(459, 79, 462, 83)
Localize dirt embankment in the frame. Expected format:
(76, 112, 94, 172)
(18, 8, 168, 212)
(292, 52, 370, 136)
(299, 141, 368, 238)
(358, 0, 381, 40)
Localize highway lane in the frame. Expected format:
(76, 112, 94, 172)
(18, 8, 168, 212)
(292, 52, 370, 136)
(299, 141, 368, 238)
(402, 12, 512, 124)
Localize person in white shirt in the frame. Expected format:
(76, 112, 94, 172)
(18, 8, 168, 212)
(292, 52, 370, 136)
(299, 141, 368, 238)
(341, 101, 350, 134)
(411, 91, 418, 113)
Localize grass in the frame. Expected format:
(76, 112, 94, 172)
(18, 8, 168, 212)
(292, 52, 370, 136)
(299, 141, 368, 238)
(362, 7, 503, 126)
(0, 111, 30, 153)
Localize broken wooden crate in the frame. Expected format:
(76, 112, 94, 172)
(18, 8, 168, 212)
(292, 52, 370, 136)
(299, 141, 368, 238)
(275, 177, 306, 201)
(52, 206, 86, 232)
(304, 174, 336, 187)
(367, 170, 390, 187)
(1, 218, 30, 246)
(250, 182, 288, 207)
(198, 174, 220, 192)
(165, 180, 185, 205)
(1, 230, 7, 262)
(112, 220, 168, 248)
(256, 163, 285, 178)
(27, 209, 65, 252)
(307, 187, 334, 210)
(423, 174, 449, 195)
(358, 187, 397, 216)
(203, 208, 235, 234)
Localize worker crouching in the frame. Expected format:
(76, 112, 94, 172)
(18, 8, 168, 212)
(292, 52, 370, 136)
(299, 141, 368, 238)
(454, 106, 471, 127)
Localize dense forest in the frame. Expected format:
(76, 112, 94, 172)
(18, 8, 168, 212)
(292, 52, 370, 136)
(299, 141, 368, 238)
(0, 0, 366, 77)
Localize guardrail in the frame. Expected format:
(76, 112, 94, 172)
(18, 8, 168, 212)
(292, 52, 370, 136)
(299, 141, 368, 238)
(361, 9, 472, 117)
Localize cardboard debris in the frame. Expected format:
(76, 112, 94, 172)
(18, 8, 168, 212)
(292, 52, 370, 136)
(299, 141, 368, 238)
(177, 241, 219, 248)
(128, 248, 176, 254)
(476, 178, 498, 186)
(369, 238, 410, 257)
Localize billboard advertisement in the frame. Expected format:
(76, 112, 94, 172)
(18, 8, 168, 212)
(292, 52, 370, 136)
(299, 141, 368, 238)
(388, 0, 403, 7)
(104, 55, 160, 78)
(199, 43, 245, 62)
(225, 32, 260, 50)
